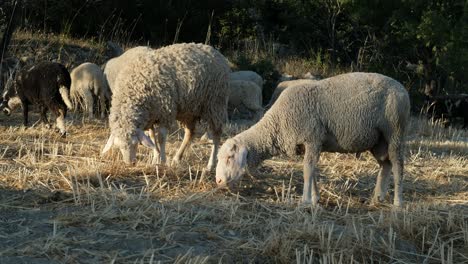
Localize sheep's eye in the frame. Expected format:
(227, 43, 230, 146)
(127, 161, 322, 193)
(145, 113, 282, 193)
(226, 155, 235, 165)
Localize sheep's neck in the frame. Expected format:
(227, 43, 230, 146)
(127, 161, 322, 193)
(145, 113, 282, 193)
(235, 118, 280, 168)
(113, 101, 153, 135)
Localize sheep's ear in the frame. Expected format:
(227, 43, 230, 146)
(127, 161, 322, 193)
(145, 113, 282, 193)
(102, 134, 115, 154)
(231, 143, 247, 168)
(236, 145, 248, 168)
(137, 129, 156, 149)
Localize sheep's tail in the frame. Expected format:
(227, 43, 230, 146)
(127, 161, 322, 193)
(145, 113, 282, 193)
(59, 86, 73, 110)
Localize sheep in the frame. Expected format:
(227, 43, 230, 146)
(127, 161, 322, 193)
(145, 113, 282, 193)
(70, 62, 111, 119)
(266, 79, 318, 109)
(215, 72, 410, 207)
(199, 80, 264, 143)
(228, 80, 264, 121)
(103, 46, 153, 93)
(102, 43, 231, 174)
(0, 62, 73, 137)
(230, 71, 264, 91)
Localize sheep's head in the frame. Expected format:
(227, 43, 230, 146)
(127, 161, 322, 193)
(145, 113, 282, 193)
(102, 128, 155, 164)
(216, 139, 248, 188)
(1, 71, 20, 116)
(0, 96, 22, 116)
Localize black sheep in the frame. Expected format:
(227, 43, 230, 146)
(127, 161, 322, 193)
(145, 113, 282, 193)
(424, 96, 468, 128)
(0, 61, 73, 136)
(449, 97, 468, 128)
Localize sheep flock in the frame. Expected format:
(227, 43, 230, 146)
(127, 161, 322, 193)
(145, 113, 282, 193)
(2, 36, 468, 262)
(1, 42, 418, 208)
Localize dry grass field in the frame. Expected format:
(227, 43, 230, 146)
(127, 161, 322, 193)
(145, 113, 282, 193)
(0, 109, 467, 263)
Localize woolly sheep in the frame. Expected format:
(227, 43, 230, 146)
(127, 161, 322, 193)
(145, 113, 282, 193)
(70, 62, 111, 119)
(215, 72, 410, 207)
(230, 71, 263, 91)
(228, 80, 264, 121)
(102, 43, 230, 174)
(103, 46, 153, 92)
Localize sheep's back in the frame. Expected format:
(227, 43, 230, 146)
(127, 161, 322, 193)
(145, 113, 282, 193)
(149, 43, 230, 116)
(268, 72, 409, 153)
(110, 43, 230, 131)
(18, 62, 70, 105)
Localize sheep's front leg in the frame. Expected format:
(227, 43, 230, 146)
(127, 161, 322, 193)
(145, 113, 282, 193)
(148, 127, 161, 164)
(22, 103, 29, 126)
(55, 108, 67, 137)
(303, 144, 320, 206)
(149, 126, 167, 165)
(206, 130, 220, 171)
(157, 127, 167, 164)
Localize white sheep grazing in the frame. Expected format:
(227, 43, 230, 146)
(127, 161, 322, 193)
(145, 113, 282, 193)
(70, 62, 111, 119)
(230, 71, 264, 91)
(228, 80, 264, 121)
(103, 46, 153, 92)
(215, 72, 410, 207)
(102, 43, 230, 174)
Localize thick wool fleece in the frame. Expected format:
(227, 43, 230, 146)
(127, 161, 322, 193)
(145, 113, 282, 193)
(218, 72, 410, 206)
(232, 72, 410, 164)
(109, 42, 230, 153)
(70, 62, 111, 118)
(103, 46, 153, 92)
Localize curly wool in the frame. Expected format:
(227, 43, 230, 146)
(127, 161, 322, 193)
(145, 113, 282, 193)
(70, 62, 111, 118)
(228, 72, 410, 166)
(103, 46, 153, 92)
(109, 43, 231, 142)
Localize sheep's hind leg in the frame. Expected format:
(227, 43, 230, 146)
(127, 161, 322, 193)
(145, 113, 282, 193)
(371, 160, 391, 204)
(55, 108, 67, 137)
(381, 129, 406, 208)
(40, 106, 51, 128)
(171, 122, 194, 166)
(389, 139, 405, 207)
(83, 89, 94, 119)
(302, 144, 320, 206)
(371, 140, 391, 204)
(99, 91, 107, 119)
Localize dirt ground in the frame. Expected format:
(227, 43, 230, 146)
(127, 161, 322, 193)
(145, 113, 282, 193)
(0, 111, 467, 263)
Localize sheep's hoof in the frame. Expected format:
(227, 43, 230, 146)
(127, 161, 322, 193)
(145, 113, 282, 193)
(170, 159, 180, 167)
(298, 200, 322, 210)
(392, 200, 403, 208)
(371, 195, 385, 206)
(301, 195, 320, 207)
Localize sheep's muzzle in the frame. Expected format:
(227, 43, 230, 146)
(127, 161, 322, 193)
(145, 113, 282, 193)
(0, 101, 11, 116)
